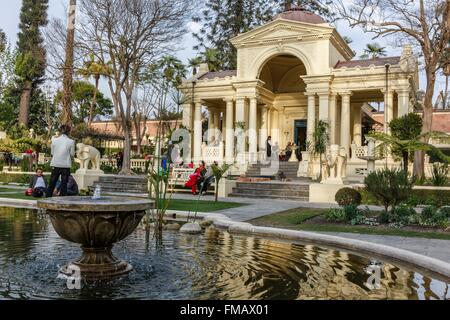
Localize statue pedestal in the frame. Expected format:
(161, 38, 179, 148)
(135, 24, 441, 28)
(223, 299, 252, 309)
(309, 183, 349, 204)
(73, 169, 105, 190)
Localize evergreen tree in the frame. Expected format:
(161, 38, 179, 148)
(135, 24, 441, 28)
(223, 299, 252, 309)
(15, 0, 49, 128)
(0, 29, 6, 53)
(192, 0, 333, 70)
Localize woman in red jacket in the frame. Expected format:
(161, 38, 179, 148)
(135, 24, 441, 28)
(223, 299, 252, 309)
(185, 161, 206, 195)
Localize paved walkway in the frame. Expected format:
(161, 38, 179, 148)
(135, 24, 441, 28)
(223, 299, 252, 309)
(316, 232, 450, 264)
(172, 193, 303, 221)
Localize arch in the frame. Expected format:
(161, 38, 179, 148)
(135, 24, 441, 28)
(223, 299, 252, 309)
(249, 45, 313, 80)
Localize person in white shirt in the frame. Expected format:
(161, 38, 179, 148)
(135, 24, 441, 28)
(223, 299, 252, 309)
(46, 125, 75, 197)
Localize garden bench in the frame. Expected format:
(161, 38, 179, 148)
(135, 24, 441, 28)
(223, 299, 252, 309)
(168, 167, 215, 194)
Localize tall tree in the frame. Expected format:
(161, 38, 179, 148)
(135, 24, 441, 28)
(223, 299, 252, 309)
(61, 0, 77, 127)
(77, 0, 193, 175)
(0, 29, 6, 53)
(78, 53, 112, 126)
(333, 0, 450, 179)
(360, 43, 387, 59)
(15, 0, 49, 128)
(192, 0, 334, 70)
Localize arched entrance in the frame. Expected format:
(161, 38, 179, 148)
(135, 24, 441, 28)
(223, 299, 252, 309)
(257, 54, 309, 156)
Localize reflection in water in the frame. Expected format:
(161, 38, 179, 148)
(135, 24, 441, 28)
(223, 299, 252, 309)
(0, 208, 448, 300)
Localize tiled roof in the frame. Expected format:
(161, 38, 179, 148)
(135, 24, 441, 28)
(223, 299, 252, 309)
(197, 70, 237, 80)
(275, 7, 326, 24)
(334, 57, 401, 69)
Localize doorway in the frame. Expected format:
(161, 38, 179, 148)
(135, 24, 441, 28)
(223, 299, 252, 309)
(294, 120, 307, 161)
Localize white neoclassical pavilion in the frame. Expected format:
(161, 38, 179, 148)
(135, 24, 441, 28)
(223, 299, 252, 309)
(179, 7, 418, 177)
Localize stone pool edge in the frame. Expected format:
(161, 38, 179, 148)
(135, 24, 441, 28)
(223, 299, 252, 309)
(2, 198, 449, 280)
(170, 211, 450, 280)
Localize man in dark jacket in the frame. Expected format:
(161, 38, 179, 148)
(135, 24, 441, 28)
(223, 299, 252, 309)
(28, 168, 47, 198)
(55, 175, 79, 196)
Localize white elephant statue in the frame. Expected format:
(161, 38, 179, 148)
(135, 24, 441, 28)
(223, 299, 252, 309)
(322, 144, 347, 185)
(75, 143, 101, 171)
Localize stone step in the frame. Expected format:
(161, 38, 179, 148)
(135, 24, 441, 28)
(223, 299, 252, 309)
(232, 187, 309, 197)
(89, 185, 148, 193)
(229, 192, 308, 202)
(235, 182, 309, 191)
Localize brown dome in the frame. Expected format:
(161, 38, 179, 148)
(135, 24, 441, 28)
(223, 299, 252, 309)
(275, 7, 326, 24)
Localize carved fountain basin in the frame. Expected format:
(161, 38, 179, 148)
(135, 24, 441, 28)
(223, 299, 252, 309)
(37, 196, 153, 281)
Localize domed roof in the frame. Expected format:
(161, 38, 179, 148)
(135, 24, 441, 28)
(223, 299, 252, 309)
(275, 6, 326, 24)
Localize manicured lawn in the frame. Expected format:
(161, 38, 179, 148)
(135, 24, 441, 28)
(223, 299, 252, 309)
(0, 189, 246, 212)
(161, 199, 245, 212)
(250, 208, 450, 240)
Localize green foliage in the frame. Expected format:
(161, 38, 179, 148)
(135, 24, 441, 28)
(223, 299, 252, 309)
(325, 208, 346, 222)
(309, 120, 329, 180)
(360, 43, 387, 59)
(389, 113, 423, 141)
(405, 189, 450, 207)
(15, 0, 48, 84)
(430, 163, 449, 186)
(418, 206, 450, 228)
(364, 168, 413, 213)
(54, 81, 113, 125)
(390, 204, 416, 225)
(211, 163, 233, 202)
(335, 188, 362, 207)
(343, 204, 360, 222)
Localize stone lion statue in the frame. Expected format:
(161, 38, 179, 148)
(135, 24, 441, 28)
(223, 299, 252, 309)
(75, 143, 101, 171)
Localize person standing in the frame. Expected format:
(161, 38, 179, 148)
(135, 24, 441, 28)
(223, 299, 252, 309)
(46, 125, 75, 197)
(266, 136, 272, 159)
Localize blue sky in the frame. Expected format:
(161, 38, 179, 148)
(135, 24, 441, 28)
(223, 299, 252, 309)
(0, 0, 446, 96)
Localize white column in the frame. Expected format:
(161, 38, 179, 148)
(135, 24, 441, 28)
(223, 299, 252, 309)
(207, 108, 215, 143)
(271, 108, 279, 144)
(397, 89, 410, 117)
(259, 105, 268, 153)
(353, 104, 362, 146)
(213, 110, 220, 142)
(235, 98, 246, 159)
(182, 103, 193, 129)
(221, 111, 226, 141)
(225, 98, 234, 163)
(340, 92, 352, 155)
(306, 93, 316, 143)
(249, 97, 258, 161)
(318, 93, 330, 121)
(329, 94, 337, 144)
(193, 102, 202, 161)
(383, 89, 394, 134)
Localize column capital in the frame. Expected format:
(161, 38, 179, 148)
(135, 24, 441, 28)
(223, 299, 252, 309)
(316, 91, 331, 97)
(338, 91, 353, 98)
(304, 91, 317, 97)
(223, 97, 234, 103)
(380, 89, 394, 95)
(396, 88, 410, 95)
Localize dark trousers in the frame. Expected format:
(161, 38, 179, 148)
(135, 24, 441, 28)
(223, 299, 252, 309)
(47, 167, 70, 197)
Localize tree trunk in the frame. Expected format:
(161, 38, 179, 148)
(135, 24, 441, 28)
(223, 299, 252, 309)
(402, 151, 409, 174)
(444, 75, 449, 109)
(119, 126, 133, 175)
(88, 76, 99, 126)
(61, 0, 77, 127)
(215, 179, 219, 202)
(413, 69, 436, 179)
(18, 80, 32, 128)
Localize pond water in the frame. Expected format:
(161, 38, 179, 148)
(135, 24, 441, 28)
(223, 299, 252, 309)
(0, 207, 448, 300)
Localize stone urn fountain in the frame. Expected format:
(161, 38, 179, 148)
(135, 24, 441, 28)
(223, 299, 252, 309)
(37, 196, 153, 281)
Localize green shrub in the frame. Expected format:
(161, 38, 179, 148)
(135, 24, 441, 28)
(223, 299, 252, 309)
(335, 188, 362, 207)
(364, 168, 413, 213)
(418, 206, 450, 228)
(325, 208, 346, 222)
(390, 204, 415, 224)
(409, 189, 450, 207)
(430, 163, 449, 186)
(343, 204, 360, 222)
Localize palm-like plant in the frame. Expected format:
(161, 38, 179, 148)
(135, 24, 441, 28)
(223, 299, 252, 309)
(360, 43, 387, 59)
(200, 48, 222, 72)
(78, 53, 112, 126)
(211, 163, 233, 202)
(309, 120, 329, 181)
(188, 56, 203, 76)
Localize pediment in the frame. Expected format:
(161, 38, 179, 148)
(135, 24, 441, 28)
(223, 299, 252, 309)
(231, 19, 333, 45)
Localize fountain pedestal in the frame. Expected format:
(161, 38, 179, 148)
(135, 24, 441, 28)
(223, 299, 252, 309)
(38, 196, 153, 281)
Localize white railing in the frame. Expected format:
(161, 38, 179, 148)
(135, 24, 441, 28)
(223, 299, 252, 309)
(100, 158, 148, 171)
(201, 142, 224, 164)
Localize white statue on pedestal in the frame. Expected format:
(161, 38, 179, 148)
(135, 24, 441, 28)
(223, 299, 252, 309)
(321, 145, 347, 185)
(75, 143, 102, 172)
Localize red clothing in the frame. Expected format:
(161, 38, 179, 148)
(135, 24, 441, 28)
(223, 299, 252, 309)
(188, 163, 194, 169)
(185, 166, 206, 194)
